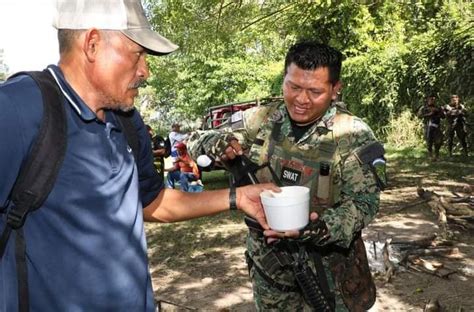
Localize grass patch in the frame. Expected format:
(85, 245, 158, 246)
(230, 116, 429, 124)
(385, 145, 473, 186)
(200, 169, 230, 190)
(147, 169, 246, 266)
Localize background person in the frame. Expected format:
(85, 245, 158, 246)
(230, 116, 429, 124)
(0, 1, 277, 311)
(168, 123, 188, 161)
(444, 94, 469, 157)
(147, 124, 171, 178)
(166, 142, 201, 192)
(187, 41, 385, 311)
(417, 95, 445, 160)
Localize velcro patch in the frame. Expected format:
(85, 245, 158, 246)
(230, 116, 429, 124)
(280, 166, 302, 184)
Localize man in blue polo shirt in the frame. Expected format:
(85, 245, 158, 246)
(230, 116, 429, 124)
(0, 1, 277, 311)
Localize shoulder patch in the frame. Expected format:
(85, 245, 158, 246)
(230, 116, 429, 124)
(269, 109, 284, 123)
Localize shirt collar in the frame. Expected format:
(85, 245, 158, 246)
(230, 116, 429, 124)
(46, 65, 97, 121)
(316, 104, 337, 130)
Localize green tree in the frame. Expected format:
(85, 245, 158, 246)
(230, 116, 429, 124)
(141, 0, 473, 144)
(0, 49, 8, 82)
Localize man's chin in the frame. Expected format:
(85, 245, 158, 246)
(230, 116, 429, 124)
(289, 112, 310, 124)
(289, 113, 322, 126)
(119, 105, 135, 112)
(113, 101, 135, 112)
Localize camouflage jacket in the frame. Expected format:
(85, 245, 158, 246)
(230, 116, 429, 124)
(188, 100, 381, 249)
(444, 103, 467, 127)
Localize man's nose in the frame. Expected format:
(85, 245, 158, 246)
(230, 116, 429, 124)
(296, 89, 310, 103)
(138, 55, 150, 80)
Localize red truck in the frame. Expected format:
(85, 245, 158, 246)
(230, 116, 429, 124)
(202, 97, 282, 130)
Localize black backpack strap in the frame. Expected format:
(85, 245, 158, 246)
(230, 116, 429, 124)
(116, 111, 140, 161)
(0, 69, 67, 312)
(2, 70, 67, 230)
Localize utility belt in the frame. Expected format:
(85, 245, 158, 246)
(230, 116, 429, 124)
(244, 217, 335, 312)
(245, 217, 375, 311)
(428, 121, 440, 128)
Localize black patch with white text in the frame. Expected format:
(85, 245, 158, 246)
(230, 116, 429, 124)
(280, 166, 302, 185)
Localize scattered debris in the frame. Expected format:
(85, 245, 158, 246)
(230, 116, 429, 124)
(423, 298, 442, 312)
(382, 239, 396, 282)
(417, 187, 474, 236)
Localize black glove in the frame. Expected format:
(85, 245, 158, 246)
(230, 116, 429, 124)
(297, 219, 331, 246)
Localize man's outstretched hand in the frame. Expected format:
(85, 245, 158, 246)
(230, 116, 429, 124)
(236, 183, 280, 230)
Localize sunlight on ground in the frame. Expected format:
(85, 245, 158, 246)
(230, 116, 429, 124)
(179, 277, 213, 290)
(213, 286, 254, 308)
(370, 290, 420, 311)
(377, 213, 434, 230)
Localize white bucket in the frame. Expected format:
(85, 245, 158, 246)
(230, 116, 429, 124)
(260, 186, 310, 231)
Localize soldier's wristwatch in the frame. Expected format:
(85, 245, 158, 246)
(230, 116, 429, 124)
(229, 185, 238, 211)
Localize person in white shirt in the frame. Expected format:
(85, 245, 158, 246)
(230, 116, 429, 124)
(168, 123, 188, 161)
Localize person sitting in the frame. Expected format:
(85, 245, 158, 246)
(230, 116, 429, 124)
(166, 142, 201, 192)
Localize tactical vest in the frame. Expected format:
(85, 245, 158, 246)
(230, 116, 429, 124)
(245, 102, 376, 311)
(248, 103, 353, 214)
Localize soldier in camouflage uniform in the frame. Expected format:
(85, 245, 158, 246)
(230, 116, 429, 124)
(444, 94, 469, 157)
(188, 42, 385, 311)
(417, 95, 445, 160)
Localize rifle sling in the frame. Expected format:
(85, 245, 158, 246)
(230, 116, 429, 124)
(244, 217, 335, 309)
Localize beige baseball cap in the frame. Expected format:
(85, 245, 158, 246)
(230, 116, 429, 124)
(52, 0, 178, 55)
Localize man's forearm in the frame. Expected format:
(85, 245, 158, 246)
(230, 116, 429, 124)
(143, 188, 231, 222)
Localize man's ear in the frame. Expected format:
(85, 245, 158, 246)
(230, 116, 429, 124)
(83, 28, 101, 61)
(331, 81, 342, 100)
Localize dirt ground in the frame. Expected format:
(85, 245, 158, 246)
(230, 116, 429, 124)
(146, 155, 474, 311)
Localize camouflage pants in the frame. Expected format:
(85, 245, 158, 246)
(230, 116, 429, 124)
(249, 262, 348, 312)
(426, 125, 443, 156)
(447, 124, 468, 154)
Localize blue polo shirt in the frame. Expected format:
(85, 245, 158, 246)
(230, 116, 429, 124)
(0, 65, 163, 311)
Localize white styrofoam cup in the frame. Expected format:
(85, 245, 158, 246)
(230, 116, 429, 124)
(260, 186, 310, 231)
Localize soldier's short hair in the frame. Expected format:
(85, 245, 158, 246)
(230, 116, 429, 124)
(284, 41, 343, 84)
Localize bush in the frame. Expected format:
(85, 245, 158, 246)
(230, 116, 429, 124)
(384, 110, 424, 149)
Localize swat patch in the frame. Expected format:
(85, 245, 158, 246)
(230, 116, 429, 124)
(280, 166, 302, 184)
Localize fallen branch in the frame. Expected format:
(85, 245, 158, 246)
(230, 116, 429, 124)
(427, 197, 449, 238)
(449, 195, 473, 204)
(383, 239, 396, 282)
(405, 247, 463, 259)
(395, 198, 431, 212)
(404, 260, 457, 279)
(423, 298, 442, 312)
(391, 234, 437, 249)
(447, 216, 474, 231)
(417, 188, 474, 238)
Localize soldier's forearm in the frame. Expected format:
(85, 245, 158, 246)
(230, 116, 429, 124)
(320, 192, 379, 248)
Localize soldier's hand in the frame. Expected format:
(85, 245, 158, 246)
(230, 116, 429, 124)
(236, 183, 280, 230)
(221, 138, 244, 161)
(264, 212, 320, 244)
